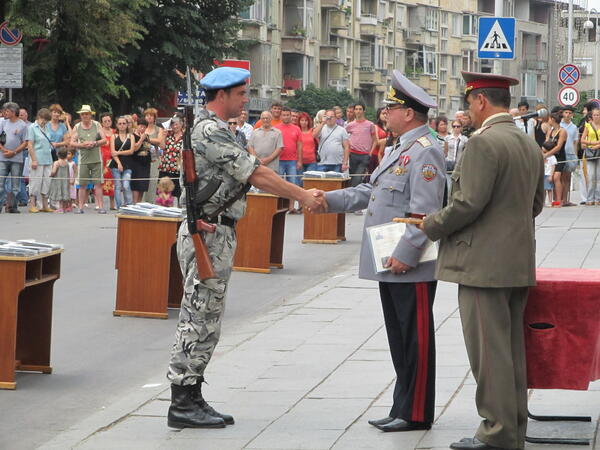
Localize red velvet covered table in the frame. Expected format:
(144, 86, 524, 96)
(524, 268, 600, 445)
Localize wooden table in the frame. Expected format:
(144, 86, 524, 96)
(302, 177, 350, 244)
(0, 249, 63, 389)
(233, 193, 290, 273)
(114, 215, 183, 319)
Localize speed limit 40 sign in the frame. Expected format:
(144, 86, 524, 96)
(558, 86, 579, 107)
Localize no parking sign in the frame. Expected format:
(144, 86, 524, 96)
(0, 21, 23, 46)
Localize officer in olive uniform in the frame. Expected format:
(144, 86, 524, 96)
(422, 72, 545, 450)
(167, 67, 321, 430)
(314, 70, 446, 432)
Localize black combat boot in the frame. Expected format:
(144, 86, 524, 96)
(167, 383, 226, 429)
(193, 377, 235, 425)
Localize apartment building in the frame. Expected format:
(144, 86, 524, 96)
(236, 0, 588, 119)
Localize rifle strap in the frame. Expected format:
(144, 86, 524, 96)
(206, 183, 251, 220)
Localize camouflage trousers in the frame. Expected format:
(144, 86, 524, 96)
(167, 221, 236, 386)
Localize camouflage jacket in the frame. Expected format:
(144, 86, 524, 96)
(181, 108, 260, 220)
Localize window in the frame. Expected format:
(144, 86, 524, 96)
(439, 98, 447, 112)
(378, 0, 386, 21)
(441, 11, 448, 26)
(451, 56, 459, 77)
(440, 40, 447, 52)
(441, 27, 448, 39)
(440, 55, 447, 69)
(423, 45, 436, 75)
(452, 14, 461, 37)
(450, 97, 461, 115)
(396, 4, 406, 28)
(503, 0, 514, 17)
(426, 8, 439, 31)
(240, 0, 266, 21)
(375, 42, 385, 69)
(395, 49, 404, 70)
(440, 84, 447, 96)
(440, 69, 447, 82)
(462, 50, 475, 72)
(462, 14, 476, 36)
(522, 72, 537, 97)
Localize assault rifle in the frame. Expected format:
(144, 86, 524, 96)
(182, 106, 217, 281)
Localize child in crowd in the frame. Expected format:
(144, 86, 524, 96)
(544, 152, 557, 206)
(67, 150, 78, 209)
(48, 149, 72, 213)
(155, 176, 175, 207)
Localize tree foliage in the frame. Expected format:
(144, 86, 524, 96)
(5, 0, 253, 114)
(286, 85, 357, 118)
(7, 0, 148, 112)
(115, 0, 253, 112)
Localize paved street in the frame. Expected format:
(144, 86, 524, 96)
(1, 205, 599, 450)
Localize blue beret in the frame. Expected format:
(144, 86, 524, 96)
(200, 67, 251, 90)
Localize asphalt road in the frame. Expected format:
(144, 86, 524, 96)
(0, 209, 364, 450)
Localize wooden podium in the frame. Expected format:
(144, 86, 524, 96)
(114, 215, 183, 319)
(233, 193, 290, 273)
(0, 249, 62, 389)
(302, 177, 350, 244)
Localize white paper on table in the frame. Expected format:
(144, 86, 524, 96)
(366, 221, 438, 273)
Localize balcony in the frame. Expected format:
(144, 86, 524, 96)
(239, 23, 262, 41)
(281, 36, 308, 54)
(359, 15, 382, 36)
(521, 59, 548, 72)
(320, 45, 340, 61)
(330, 10, 349, 29)
(329, 62, 346, 80)
(321, 0, 341, 8)
(359, 67, 383, 85)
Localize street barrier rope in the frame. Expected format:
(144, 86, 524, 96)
(2, 155, 599, 183)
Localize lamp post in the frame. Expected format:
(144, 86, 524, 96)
(583, 9, 599, 100)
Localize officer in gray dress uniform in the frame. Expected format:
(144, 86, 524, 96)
(167, 66, 321, 430)
(311, 70, 446, 432)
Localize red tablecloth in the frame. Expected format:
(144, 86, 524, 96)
(525, 268, 600, 390)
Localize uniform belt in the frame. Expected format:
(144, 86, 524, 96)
(206, 215, 236, 227)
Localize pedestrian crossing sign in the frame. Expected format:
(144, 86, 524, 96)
(478, 17, 515, 60)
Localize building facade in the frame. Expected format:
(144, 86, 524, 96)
(236, 0, 592, 119)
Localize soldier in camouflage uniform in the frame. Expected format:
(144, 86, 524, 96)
(167, 67, 322, 430)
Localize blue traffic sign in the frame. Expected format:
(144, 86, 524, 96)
(558, 64, 580, 86)
(478, 17, 515, 60)
(0, 21, 23, 46)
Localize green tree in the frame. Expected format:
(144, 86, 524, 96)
(286, 84, 357, 117)
(115, 0, 254, 113)
(6, 0, 148, 112)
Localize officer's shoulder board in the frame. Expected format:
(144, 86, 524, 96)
(472, 125, 491, 137)
(417, 136, 433, 147)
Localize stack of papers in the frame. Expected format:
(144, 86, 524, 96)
(303, 171, 346, 179)
(0, 239, 63, 257)
(119, 203, 183, 218)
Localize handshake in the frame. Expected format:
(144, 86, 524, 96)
(302, 189, 328, 214)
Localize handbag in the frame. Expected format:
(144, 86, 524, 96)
(585, 123, 600, 159)
(0, 130, 6, 146)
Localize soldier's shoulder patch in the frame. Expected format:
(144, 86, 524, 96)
(417, 136, 432, 147)
(422, 164, 438, 182)
(472, 125, 491, 136)
(201, 119, 219, 138)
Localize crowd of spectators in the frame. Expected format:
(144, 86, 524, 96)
(1, 97, 597, 215)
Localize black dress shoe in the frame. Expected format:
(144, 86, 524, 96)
(8, 208, 20, 213)
(449, 437, 504, 450)
(374, 418, 431, 432)
(368, 416, 394, 427)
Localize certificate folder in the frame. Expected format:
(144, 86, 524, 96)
(366, 221, 437, 273)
